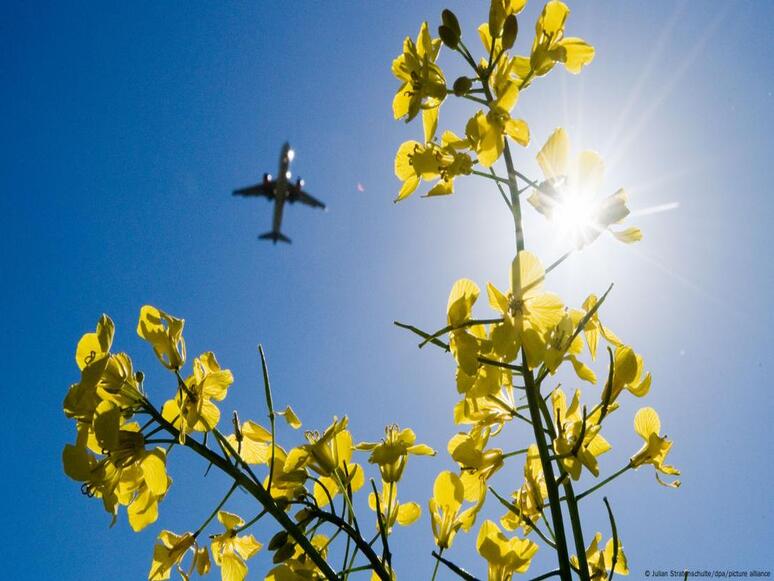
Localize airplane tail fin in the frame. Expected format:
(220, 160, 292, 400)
(259, 231, 292, 244)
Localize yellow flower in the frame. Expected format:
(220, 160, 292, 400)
(64, 352, 141, 422)
(394, 133, 473, 201)
(285, 416, 348, 477)
(477, 520, 538, 580)
(226, 420, 273, 465)
(210, 511, 262, 581)
(368, 483, 422, 533)
(137, 305, 186, 370)
(487, 251, 565, 368)
(392, 22, 447, 142)
(264, 446, 308, 502)
(630, 407, 680, 487)
(581, 294, 622, 360)
(448, 427, 504, 501)
(453, 386, 516, 432)
(161, 352, 233, 443)
(456, 362, 510, 400)
(63, 403, 170, 532)
(429, 471, 485, 550)
(447, 278, 492, 376)
(356, 425, 435, 483)
(284, 417, 365, 506)
(501, 445, 546, 536)
(75, 313, 114, 370)
(64, 315, 142, 423)
(149, 531, 209, 580)
(571, 532, 629, 580)
(528, 128, 641, 248)
(265, 534, 330, 580)
(551, 388, 611, 480)
(528, 1, 594, 80)
(277, 405, 302, 429)
(465, 81, 529, 168)
(601, 345, 651, 406)
(543, 310, 597, 383)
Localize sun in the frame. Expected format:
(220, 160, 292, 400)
(551, 192, 599, 243)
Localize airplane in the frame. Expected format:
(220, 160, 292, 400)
(233, 142, 326, 244)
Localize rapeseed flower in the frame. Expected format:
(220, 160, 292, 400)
(477, 519, 538, 580)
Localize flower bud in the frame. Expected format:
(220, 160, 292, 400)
(502, 14, 518, 50)
(272, 541, 296, 564)
(453, 76, 473, 96)
(441, 9, 461, 37)
(268, 531, 289, 551)
(489, 0, 506, 38)
(438, 24, 459, 49)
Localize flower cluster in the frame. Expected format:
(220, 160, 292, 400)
(63, 308, 435, 580)
(60, 1, 681, 579)
(391, 0, 680, 578)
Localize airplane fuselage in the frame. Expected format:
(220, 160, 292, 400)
(271, 143, 292, 235)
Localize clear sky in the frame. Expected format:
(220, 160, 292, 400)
(2, 1, 772, 579)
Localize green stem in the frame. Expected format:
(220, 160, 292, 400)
(545, 250, 574, 275)
(603, 497, 620, 581)
(431, 550, 480, 581)
(193, 482, 238, 538)
(456, 40, 480, 72)
(562, 480, 591, 581)
(258, 345, 277, 495)
(472, 169, 510, 184)
(485, 394, 542, 430)
(418, 318, 503, 349)
(305, 504, 391, 581)
(511, 168, 542, 191)
(575, 465, 632, 502)
(234, 508, 268, 534)
(490, 168, 514, 209)
(393, 321, 450, 351)
(489, 487, 557, 548)
(482, 64, 525, 251)
(371, 479, 391, 573)
(431, 548, 443, 581)
(336, 468, 361, 536)
(530, 571, 562, 581)
(536, 386, 591, 580)
(341, 565, 374, 575)
(523, 364, 572, 580)
(501, 447, 530, 460)
(518, 69, 535, 90)
(140, 400, 341, 580)
(461, 94, 489, 106)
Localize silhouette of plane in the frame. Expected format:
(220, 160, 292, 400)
(233, 143, 326, 243)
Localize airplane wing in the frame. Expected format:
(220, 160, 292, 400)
(233, 181, 274, 200)
(288, 184, 326, 209)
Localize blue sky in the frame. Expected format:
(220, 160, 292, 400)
(2, 0, 772, 578)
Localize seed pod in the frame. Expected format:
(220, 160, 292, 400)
(294, 508, 311, 523)
(489, 0, 506, 38)
(453, 76, 473, 96)
(268, 531, 289, 551)
(441, 9, 461, 37)
(438, 24, 459, 49)
(272, 541, 296, 564)
(502, 14, 518, 50)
